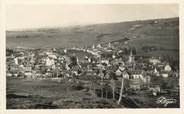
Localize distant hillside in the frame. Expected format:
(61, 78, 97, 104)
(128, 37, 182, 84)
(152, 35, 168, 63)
(6, 17, 179, 58)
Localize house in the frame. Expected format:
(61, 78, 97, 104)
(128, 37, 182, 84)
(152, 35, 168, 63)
(97, 44, 102, 48)
(9, 65, 19, 72)
(128, 78, 143, 90)
(122, 71, 130, 79)
(14, 57, 19, 65)
(164, 64, 172, 72)
(128, 70, 144, 79)
(112, 54, 116, 59)
(23, 66, 32, 72)
(71, 65, 81, 76)
(154, 67, 160, 76)
(13, 73, 18, 77)
(92, 44, 95, 49)
(105, 70, 112, 79)
(100, 59, 109, 65)
(45, 72, 53, 78)
(64, 49, 67, 53)
(24, 71, 32, 78)
(45, 57, 55, 67)
(108, 42, 111, 48)
(171, 71, 179, 77)
(110, 58, 123, 65)
(142, 75, 151, 83)
(115, 69, 122, 77)
(160, 71, 169, 78)
(149, 85, 161, 96)
(149, 58, 161, 65)
(63, 55, 71, 65)
(7, 72, 13, 77)
(65, 63, 70, 70)
(115, 64, 126, 77)
(49, 54, 55, 62)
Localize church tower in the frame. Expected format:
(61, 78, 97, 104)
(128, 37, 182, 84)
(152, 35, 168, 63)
(128, 49, 134, 63)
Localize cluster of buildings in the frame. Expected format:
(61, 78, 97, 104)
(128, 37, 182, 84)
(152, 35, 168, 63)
(6, 41, 179, 95)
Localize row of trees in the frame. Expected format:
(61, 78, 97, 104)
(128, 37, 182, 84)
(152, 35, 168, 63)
(89, 70, 126, 105)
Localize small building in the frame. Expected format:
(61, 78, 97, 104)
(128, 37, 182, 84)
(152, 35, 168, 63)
(142, 75, 151, 83)
(128, 70, 144, 79)
(122, 71, 130, 79)
(45, 57, 55, 66)
(7, 72, 13, 77)
(160, 71, 169, 78)
(14, 58, 19, 65)
(97, 44, 102, 48)
(115, 69, 122, 77)
(154, 67, 160, 76)
(24, 71, 32, 78)
(129, 78, 143, 90)
(171, 71, 179, 77)
(23, 66, 32, 72)
(164, 64, 172, 72)
(149, 58, 161, 65)
(149, 85, 161, 96)
(9, 65, 19, 72)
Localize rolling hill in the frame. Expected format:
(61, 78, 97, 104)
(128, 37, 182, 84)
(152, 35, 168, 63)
(6, 17, 179, 58)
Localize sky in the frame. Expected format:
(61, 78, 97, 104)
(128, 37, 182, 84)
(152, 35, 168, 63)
(6, 4, 179, 30)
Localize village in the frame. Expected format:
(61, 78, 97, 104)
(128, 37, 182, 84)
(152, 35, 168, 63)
(6, 40, 179, 108)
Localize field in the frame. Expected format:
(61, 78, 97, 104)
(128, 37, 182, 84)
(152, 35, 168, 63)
(7, 78, 123, 109)
(7, 77, 179, 109)
(6, 18, 179, 59)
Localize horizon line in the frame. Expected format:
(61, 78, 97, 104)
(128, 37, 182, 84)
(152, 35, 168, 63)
(6, 16, 179, 31)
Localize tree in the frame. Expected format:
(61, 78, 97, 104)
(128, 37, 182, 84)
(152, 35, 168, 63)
(124, 48, 128, 55)
(109, 72, 117, 100)
(117, 78, 124, 105)
(110, 79, 116, 100)
(132, 47, 137, 55)
(70, 55, 78, 66)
